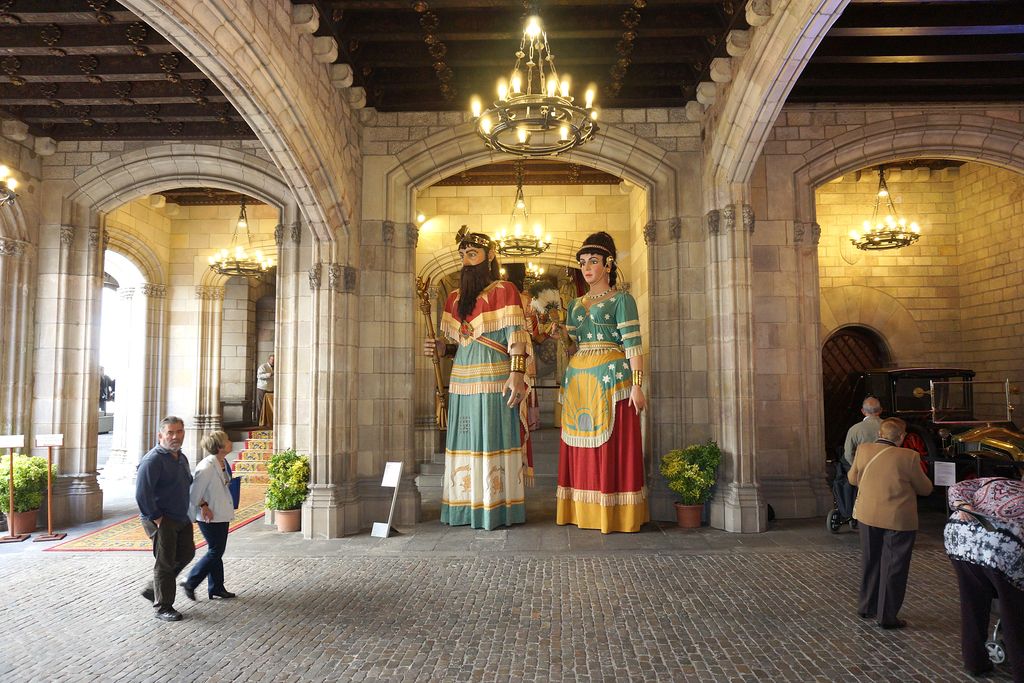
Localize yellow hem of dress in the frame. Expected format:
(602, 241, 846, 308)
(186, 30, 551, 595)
(556, 498, 650, 534)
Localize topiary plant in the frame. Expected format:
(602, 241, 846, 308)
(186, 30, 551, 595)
(265, 449, 310, 511)
(0, 454, 55, 513)
(659, 440, 721, 506)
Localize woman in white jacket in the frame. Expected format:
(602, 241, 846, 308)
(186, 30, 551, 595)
(181, 430, 237, 600)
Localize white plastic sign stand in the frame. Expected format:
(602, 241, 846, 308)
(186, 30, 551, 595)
(35, 434, 63, 447)
(0, 434, 24, 448)
(371, 461, 403, 538)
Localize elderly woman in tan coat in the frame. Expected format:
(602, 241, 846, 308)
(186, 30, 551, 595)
(849, 417, 933, 630)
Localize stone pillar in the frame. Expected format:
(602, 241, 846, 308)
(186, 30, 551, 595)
(32, 211, 106, 526)
(0, 237, 34, 438)
(302, 237, 362, 539)
(706, 201, 768, 532)
(273, 209, 303, 452)
(190, 285, 224, 466)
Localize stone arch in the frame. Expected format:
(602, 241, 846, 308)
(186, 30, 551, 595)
(103, 224, 166, 286)
(387, 123, 679, 225)
(820, 286, 924, 366)
(118, 0, 357, 241)
(0, 198, 31, 242)
(793, 113, 1024, 223)
(417, 239, 583, 286)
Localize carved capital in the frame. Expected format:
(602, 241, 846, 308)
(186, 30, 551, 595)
(119, 286, 136, 300)
(722, 205, 737, 232)
(290, 222, 302, 246)
(382, 220, 395, 244)
(642, 220, 656, 245)
(742, 204, 754, 233)
(793, 221, 821, 245)
(0, 237, 27, 256)
(59, 225, 74, 245)
(308, 263, 322, 291)
(811, 222, 821, 245)
(343, 265, 357, 293)
(140, 283, 166, 298)
(89, 228, 101, 248)
(669, 217, 682, 241)
(194, 285, 225, 300)
(327, 263, 341, 292)
(273, 223, 284, 247)
(705, 209, 720, 235)
(406, 223, 419, 248)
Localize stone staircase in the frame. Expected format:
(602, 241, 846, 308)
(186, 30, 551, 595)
(231, 429, 273, 484)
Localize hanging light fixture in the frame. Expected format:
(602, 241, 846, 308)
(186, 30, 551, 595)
(470, 13, 598, 158)
(207, 197, 275, 279)
(0, 165, 19, 207)
(525, 261, 546, 279)
(849, 166, 921, 251)
(493, 162, 551, 257)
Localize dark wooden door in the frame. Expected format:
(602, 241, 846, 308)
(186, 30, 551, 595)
(822, 326, 890, 460)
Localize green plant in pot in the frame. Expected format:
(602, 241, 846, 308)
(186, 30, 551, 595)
(659, 440, 721, 529)
(0, 453, 55, 535)
(265, 449, 310, 532)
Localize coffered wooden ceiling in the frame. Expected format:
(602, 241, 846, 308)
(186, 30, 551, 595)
(0, 1, 1019, 142)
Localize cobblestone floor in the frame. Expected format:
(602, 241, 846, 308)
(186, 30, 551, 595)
(0, 510, 1013, 682)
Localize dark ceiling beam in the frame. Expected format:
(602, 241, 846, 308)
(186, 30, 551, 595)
(0, 80, 221, 102)
(797, 76, 1024, 87)
(0, 53, 197, 77)
(13, 103, 241, 120)
(787, 87, 1023, 103)
(812, 53, 1024, 64)
(829, 25, 1024, 37)
(346, 26, 720, 42)
(37, 122, 254, 140)
(330, 0, 721, 8)
(813, 34, 1024, 58)
(801, 62, 1024, 79)
(0, 23, 172, 53)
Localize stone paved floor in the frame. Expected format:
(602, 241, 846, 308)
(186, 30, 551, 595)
(0, 505, 1014, 682)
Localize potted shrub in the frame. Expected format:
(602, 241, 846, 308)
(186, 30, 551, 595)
(0, 453, 55, 535)
(659, 440, 721, 529)
(265, 449, 310, 532)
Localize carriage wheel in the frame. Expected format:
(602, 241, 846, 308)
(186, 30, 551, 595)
(827, 509, 842, 534)
(987, 640, 1006, 664)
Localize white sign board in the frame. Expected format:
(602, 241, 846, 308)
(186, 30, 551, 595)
(934, 461, 957, 487)
(0, 434, 25, 448)
(35, 434, 64, 447)
(370, 522, 391, 538)
(381, 461, 403, 488)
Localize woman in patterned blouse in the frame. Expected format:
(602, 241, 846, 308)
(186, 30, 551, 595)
(945, 476, 1024, 680)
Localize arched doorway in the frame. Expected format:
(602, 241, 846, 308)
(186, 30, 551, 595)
(821, 325, 890, 460)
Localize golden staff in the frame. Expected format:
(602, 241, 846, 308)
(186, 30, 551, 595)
(416, 276, 448, 430)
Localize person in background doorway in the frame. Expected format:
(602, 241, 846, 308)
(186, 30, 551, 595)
(256, 353, 274, 426)
(99, 367, 115, 414)
(181, 430, 238, 601)
(844, 396, 882, 466)
(849, 417, 933, 629)
(945, 477, 1024, 681)
(136, 416, 195, 622)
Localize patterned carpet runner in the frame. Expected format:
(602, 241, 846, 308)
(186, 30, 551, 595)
(46, 429, 273, 552)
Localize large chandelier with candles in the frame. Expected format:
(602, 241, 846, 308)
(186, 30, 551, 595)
(208, 197, 275, 279)
(0, 165, 19, 207)
(470, 14, 598, 158)
(494, 162, 552, 257)
(849, 166, 921, 251)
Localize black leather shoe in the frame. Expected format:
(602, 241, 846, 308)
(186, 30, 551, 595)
(155, 607, 183, 622)
(880, 619, 907, 630)
(141, 587, 155, 603)
(179, 582, 196, 601)
(857, 612, 875, 619)
(209, 588, 236, 599)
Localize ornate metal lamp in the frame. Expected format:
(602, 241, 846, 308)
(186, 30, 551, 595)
(207, 197, 275, 279)
(470, 13, 598, 158)
(0, 165, 19, 207)
(493, 162, 551, 257)
(849, 166, 921, 251)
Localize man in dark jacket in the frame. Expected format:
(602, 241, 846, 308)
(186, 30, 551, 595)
(136, 416, 195, 622)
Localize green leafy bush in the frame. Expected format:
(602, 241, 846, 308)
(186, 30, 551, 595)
(265, 449, 310, 511)
(659, 440, 721, 505)
(0, 454, 55, 512)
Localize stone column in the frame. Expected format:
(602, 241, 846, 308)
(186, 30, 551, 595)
(190, 285, 224, 465)
(706, 202, 768, 532)
(273, 209, 302, 451)
(302, 238, 362, 539)
(0, 237, 34, 438)
(32, 211, 106, 526)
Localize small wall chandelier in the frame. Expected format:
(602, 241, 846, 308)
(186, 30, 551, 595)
(494, 162, 551, 257)
(849, 166, 921, 251)
(207, 197, 275, 279)
(0, 165, 19, 207)
(470, 13, 598, 158)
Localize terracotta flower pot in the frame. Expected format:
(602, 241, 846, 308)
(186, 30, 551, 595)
(674, 502, 703, 529)
(275, 508, 301, 533)
(11, 509, 39, 535)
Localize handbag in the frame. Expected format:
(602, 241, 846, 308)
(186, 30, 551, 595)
(226, 460, 241, 509)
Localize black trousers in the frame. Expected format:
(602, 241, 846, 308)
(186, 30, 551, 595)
(951, 559, 1024, 681)
(858, 523, 916, 626)
(142, 517, 195, 609)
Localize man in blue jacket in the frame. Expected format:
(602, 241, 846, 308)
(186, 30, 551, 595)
(136, 416, 195, 622)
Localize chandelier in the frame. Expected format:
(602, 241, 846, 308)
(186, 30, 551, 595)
(525, 261, 546, 279)
(849, 166, 921, 251)
(207, 197, 275, 279)
(0, 165, 18, 207)
(470, 14, 598, 158)
(494, 162, 551, 257)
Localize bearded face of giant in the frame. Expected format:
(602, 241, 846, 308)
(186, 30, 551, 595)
(457, 244, 499, 320)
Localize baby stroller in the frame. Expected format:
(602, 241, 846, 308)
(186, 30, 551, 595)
(826, 455, 858, 533)
(954, 506, 1008, 666)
